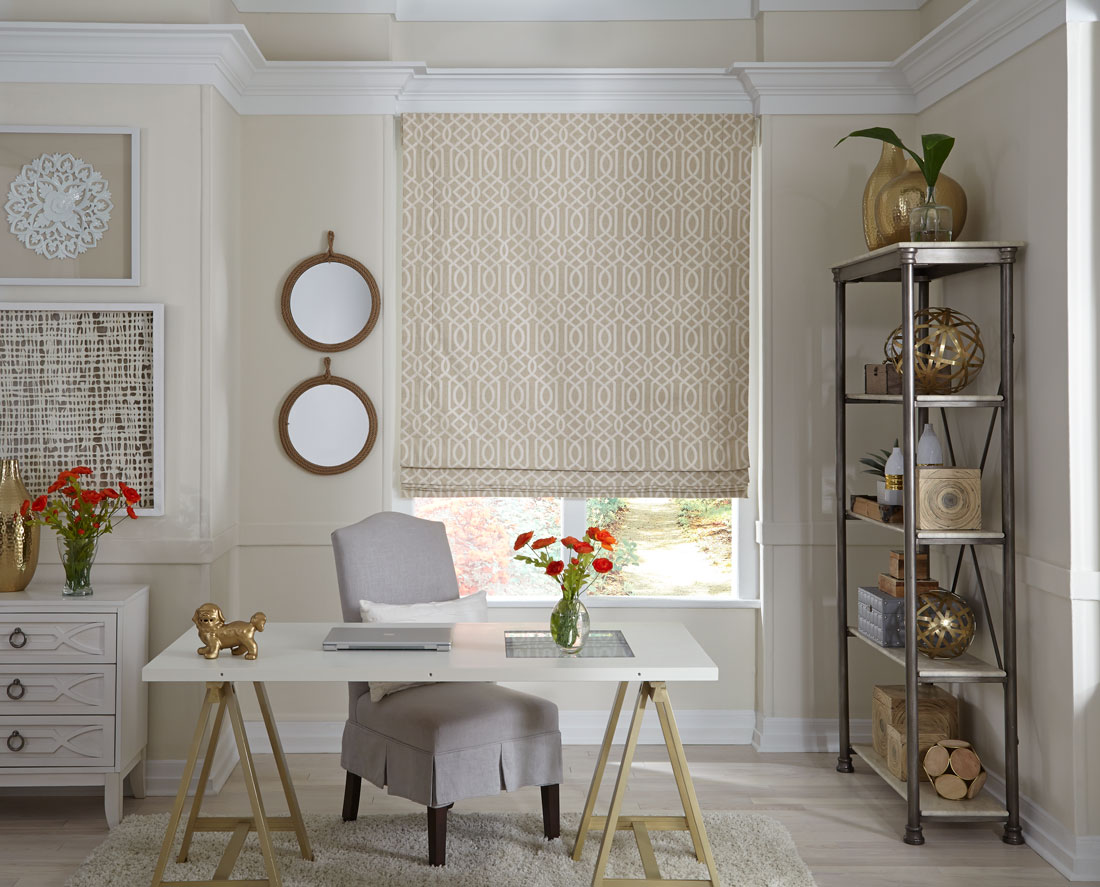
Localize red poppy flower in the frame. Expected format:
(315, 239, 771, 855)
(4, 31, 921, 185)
(560, 536, 582, 550)
(19, 500, 29, 517)
(126, 505, 137, 520)
(77, 528, 85, 535)
(72, 466, 93, 476)
(102, 488, 119, 499)
(62, 486, 77, 498)
(587, 526, 601, 540)
(545, 560, 565, 576)
(31, 496, 47, 512)
(574, 542, 594, 554)
(530, 536, 556, 550)
(47, 479, 63, 494)
(513, 530, 535, 551)
(592, 557, 613, 574)
(570, 557, 579, 565)
(81, 490, 103, 505)
(119, 483, 141, 505)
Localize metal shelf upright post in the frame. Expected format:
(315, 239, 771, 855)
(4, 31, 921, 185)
(832, 241, 1024, 846)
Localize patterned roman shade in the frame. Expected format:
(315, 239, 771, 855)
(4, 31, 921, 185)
(400, 113, 753, 498)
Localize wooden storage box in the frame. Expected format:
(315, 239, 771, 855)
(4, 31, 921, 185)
(872, 684, 959, 774)
(889, 549, 929, 580)
(916, 468, 982, 530)
(865, 362, 901, 395)
(877, 573, 939, 598)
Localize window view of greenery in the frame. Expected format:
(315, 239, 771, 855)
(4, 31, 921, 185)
(413, 497, 734, 599)
(586, 498, 733, 597)
(412, 497, 562, 598)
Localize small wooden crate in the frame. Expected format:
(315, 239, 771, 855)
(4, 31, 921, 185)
(851, 494, 903, 524)
(889, 549, 929, 579)
(877, 573, 939, 598)
(871, 684, 958, 764)
(887, 723, 955, 782)
(865, 362, 901, 395)
(916, 468, 982, 530)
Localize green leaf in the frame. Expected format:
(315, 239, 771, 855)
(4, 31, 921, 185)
(835, 127, 925, 178)
(919, 133, 955, 188)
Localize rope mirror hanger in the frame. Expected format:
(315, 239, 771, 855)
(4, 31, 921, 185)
(281, 230, 381, 352)
(278, 358, 378, 476)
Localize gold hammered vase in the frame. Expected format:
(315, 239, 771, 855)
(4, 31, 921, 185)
(862, 143, 907, 250)
(0, 458, 39, 592)
(874, 159, 967, 247)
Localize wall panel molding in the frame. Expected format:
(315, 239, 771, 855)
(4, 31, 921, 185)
(0, 2, 1077, 114)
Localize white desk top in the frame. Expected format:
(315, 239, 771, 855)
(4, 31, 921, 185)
(142, 622, 718, 684)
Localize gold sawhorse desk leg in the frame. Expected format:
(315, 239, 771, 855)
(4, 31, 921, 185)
(150, 681, 313, 887)
(572, 681, 720, 887)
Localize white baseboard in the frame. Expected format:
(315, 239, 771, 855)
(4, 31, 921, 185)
(751, 715, 872, 753)
(145, 720, 240, 797)
(243, 708, 756, 754)
(983, 770, 1100, 882)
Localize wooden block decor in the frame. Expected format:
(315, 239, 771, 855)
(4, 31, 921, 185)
(923, 740, 987, 800)
(889, 549, 929, 580)
(871, 684, 958, 764)
(877, 573, 939, 599)
(886, 723, 957, 783)
(851, 494, 903, 524)
(916, 468, 982, 530)
(865, 362, 901, 395)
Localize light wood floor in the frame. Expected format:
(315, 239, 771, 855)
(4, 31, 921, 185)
(0, 745, 1091, 887)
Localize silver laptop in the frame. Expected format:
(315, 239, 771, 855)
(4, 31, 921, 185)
(322, 624, 452, 651)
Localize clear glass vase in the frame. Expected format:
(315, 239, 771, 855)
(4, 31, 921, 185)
(909, 185, 953, 242)
(58, 535, 98, 596)
(550, 596, 590, 654)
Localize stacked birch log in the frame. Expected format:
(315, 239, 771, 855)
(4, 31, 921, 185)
(922, 739, 986, 800)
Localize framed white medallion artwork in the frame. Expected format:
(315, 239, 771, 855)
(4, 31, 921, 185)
(0, 126, 140, 286)
(0, 303, 164, 515)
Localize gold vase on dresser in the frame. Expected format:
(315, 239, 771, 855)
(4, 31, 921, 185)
(0, 458, 39, 591)
(874, 159, 968, 247)
(862, 143, 907, 250)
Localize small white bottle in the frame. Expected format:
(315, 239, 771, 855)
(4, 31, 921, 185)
(917, 423, 944, 467)
(883, 445, 904, 506)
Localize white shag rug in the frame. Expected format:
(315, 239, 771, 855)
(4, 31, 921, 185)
(67, 812, 817, 886)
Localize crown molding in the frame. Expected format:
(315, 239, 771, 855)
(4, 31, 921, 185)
(400, 68, 752, 113)
(731, 62, 912, 114)
(0, 2, 1078, 115)
(897, 0, 1068, 110)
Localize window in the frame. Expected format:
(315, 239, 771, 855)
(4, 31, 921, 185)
(412, 496, 751, 601)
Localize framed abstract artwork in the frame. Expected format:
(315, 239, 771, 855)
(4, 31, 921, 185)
(0, 126, 140, 285)
(0, 303, 164, 515)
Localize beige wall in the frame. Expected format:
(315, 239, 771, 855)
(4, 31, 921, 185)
(917, 27, 1075, 831)
(756, 11, 919, 62)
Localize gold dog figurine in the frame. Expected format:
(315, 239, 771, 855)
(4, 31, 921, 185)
(192, 603, 267, 660)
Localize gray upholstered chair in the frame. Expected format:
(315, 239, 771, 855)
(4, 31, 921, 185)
(331, 511, 563, 866)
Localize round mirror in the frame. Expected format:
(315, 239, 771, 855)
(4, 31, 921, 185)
(278, 359, 377, 474)
(281, 231, 380, 352)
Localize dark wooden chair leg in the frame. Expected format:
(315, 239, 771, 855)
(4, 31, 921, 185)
(541, 783, 560, 840)
(342, 771, 361, 822)
(427, 803, 453, 866)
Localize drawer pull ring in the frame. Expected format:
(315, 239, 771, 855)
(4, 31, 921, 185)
(5, 679, 24, 700)
(8, 628, 27, 649)
(6, 730, 24, 752)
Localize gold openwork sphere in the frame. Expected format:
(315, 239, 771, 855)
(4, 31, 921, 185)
(915, 589, 976, 659)
(885, 307, 985, 395)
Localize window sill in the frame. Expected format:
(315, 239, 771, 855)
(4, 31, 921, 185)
(487, 597, 761, 609)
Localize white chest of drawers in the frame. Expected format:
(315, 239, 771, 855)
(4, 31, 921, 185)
(0, 585, 148, 827)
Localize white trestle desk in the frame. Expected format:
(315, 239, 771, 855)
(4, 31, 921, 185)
(142, 621, 720, 887)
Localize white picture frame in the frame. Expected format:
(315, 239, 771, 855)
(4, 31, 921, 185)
(0, 125, 141, 286)
(0, 302, 164, 516)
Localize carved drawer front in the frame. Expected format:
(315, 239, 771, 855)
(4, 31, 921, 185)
(0, 614, 116, 664)
(0, 716, 114, 767)
(0, 666, 116, 715)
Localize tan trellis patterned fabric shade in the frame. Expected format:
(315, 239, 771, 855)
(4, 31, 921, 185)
(400, 113, 753, 498)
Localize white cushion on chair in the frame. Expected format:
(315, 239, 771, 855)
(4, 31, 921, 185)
(358, 590, 488, 701)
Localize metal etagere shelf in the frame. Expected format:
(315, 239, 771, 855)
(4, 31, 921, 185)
(832, 241, 1025, 846)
